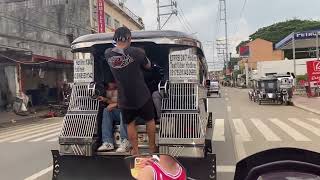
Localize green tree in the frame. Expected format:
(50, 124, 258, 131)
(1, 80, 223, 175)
(236, 19, 320, 52)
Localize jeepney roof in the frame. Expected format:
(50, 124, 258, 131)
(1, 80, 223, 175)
(71, 30, 202, 51)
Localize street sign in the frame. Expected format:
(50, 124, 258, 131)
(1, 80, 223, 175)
(74, 59, 94, 83)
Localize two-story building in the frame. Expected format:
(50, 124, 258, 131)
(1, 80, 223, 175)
(239, 38, 284, 70)
(0, 0, 144, 109)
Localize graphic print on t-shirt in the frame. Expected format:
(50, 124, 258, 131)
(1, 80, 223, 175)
(108, 55, 134, 69)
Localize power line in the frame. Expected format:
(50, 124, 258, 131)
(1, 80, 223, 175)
(0, 53, 55, 65)
(176, 15, 191, 33)
(239, 0, 248, 19)
(177, 6, 193, 32)
(0, 14, 68, 36)
(26, 8, 92, 33)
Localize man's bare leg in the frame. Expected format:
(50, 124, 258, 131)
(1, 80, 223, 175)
(146, 119, 156, 153)
(127, 121, 138, 155)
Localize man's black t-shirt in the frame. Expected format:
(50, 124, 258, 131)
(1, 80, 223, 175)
(105, 46, 151, 109)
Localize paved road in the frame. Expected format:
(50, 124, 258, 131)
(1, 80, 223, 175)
(0, 117, 62, 180)
(2, 87, 320, 180)
(210, 87, 320, 180)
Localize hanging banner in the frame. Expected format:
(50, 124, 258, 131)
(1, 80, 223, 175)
(97, 0, 105, 33)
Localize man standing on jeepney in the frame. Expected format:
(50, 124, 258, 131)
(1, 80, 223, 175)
(105, 27, 156, 155)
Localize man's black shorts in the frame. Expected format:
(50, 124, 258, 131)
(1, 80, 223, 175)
(121, 98, 155, 124)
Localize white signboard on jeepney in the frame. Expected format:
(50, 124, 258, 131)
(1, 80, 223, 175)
(234, 65, 240, 70)
(74, 59, 94, 83)
(169, 53, 198, 83)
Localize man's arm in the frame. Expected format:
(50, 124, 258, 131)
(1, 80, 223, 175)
(137, 166, 154, 180)
(136, 48, 151, 70)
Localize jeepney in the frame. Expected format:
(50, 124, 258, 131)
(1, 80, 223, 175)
(51, 30, 216, 180)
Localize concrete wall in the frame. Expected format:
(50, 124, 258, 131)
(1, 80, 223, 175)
(256, 58, 312, 78)
(0, 0, 92, 60)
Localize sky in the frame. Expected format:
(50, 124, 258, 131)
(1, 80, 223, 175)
(124, 0, 320, 70)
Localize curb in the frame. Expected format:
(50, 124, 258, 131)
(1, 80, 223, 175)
(292, 101, 320, 115)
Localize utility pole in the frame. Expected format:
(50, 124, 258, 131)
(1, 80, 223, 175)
(156, 0, 178, 30)
(219, 0, 228, 74)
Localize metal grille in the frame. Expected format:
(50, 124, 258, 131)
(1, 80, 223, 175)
(161, 83, 198, 110)
(60, 114, 97, 137)
(68, 84, 99, 112)
(159, 113, 205, 139)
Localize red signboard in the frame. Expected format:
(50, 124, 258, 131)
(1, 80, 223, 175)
(307, 60, 320, 82)
(239, 46, 250, 57)
(97, 0, 105, 33)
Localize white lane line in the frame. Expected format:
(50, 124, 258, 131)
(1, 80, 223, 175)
(217, 165, 235, 173)
(225, 97, 229, 101)
(234, 134, 247, 161)
(0, 123, 42, 133)
(212, 119, 225, 141)
(225, 93, 228, 96)
(227, 106, 231, 112)
(269, 118, 311, 141)
(250, 118, 281, 141)
(29, 131, 60, 142)
(24, 166, 52, 180)
(306, 118, 320, 125)
(47, 137, 58, 142)
(232, 119, 252, 141)
(288, 118, 320, 137)
(0, 122, 61, 139)
(11, 128, 61, 142)
(0, 124, 61, 143)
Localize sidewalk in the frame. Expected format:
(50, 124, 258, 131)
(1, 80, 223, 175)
(292, 96, 320, 115)
(0, 109, 49, 125)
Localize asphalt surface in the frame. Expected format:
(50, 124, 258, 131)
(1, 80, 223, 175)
(210, 87, 320, 180)
(1, 87, 320, 180)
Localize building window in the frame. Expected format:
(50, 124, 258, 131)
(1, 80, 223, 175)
(105, 14, 112, 27)
(114, 19, 120, 29)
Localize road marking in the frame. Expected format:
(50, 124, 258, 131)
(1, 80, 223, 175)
(29, 131, 60, 142)
(234, 134, 247, 161)
(217, 165, 235, 173)
(288, 118, 320, 137)
(225, 93, 228, 96)
(269, 118, 311, 141)
(11, 127, 61, 142)
(250, 118, 281, 141)
(227, 106, 231, 112)
(306, 118, 320, 125)
(225, 97, 229, 101)
(47, 137, 58, 142)
(0, 124, 61, 143)
(24, 166, 52, 180)
(212, 119, 225, 141)
(232, 119, 252, 141)
(0, 122, 61, 139)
